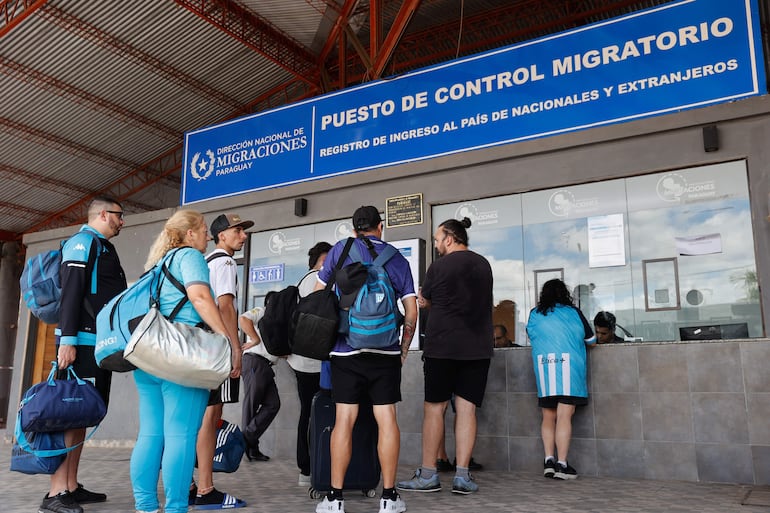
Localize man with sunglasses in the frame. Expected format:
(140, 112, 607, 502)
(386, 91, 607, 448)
(41, 196, 127, 513)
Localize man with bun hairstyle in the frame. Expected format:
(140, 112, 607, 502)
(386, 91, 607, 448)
(314, 206, 417, 513)
(398, 216, 493, 495)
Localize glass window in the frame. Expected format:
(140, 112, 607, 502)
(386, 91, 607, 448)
(433, 195, 526, 345)
(245, 218, 354, 309)
(626, 161, 760, 341)
(432, 160, 761, 343)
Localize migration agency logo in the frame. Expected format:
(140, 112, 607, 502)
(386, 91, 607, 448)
(268, 231, 301, 255)
(455, 202, 479, 220)
(335, 221, 355, 241)
(656, 173, 687, 201)
(547, 189, 599, 217)
(190, 150, 215, 181)
(656, 172, 716, 202)
(454, 202, 498, 226)
(548, 190, 576, 217)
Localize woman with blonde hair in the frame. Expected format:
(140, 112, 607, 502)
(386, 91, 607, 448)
(130, 209, 235, 513)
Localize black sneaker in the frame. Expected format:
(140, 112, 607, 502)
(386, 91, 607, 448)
(70, 483, 107, 504)
(435, 458, 455, 472)
(39, 491, 83, 513)
(543, 459, 557, 478)
(245, 447, 270, 462)
(554, 461, 578, 480)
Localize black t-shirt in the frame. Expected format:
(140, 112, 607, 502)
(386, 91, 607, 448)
(422, 250, 493, 360)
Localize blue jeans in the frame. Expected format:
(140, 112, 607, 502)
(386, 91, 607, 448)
(130, 369, 208, 513)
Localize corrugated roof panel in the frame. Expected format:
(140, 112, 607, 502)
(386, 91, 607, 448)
(0, 0, 693, 236)
(241, 0, 324, 49)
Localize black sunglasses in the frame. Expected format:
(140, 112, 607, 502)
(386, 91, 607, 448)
(106, 210, 124, 220)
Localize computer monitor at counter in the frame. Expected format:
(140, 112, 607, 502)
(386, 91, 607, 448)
(679, 322, 749, 341)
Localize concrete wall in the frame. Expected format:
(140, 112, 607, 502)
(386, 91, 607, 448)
(7, 95, 770, 483)
(261, 339, 770, 485)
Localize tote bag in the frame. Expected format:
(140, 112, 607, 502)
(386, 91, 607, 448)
(19, 362, 107, 432)
(12, 384, 103, 475)
(124, 305, 231, 390)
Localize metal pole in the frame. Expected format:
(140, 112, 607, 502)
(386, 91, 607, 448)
(0, 241, 21, 429)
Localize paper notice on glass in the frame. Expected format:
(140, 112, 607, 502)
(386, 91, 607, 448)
(588, 213, 626, 268)
(675, 233, 722, 256)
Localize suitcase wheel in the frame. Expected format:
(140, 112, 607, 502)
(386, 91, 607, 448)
(364, 489, 376, 498)
(309, 488, 325, 500)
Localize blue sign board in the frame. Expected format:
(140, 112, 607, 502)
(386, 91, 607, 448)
(182, 0, 766, 205)
(250, 264, 284, 284)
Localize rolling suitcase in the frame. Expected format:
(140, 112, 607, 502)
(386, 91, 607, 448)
(308, 389, 380, 498)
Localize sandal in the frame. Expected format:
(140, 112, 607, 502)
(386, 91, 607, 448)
(194, 488, 246, 510)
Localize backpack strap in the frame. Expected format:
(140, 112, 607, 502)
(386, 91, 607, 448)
(296, 269, 316, 287)
(325, 237, 355, 290)
(73, 231, 102, 320)
(156, 248, 190, 322)
(350, 236, 398, 267)
(86, 234, 102, 296)
(205, 251, 238, 289)
(348, 243, 363, 264)
(205, 252, 231, 263)
(373, 244, 398, 267)
(360, 235, 379, 260)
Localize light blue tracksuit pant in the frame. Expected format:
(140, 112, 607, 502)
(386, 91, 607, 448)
(130, 368, 208, 513)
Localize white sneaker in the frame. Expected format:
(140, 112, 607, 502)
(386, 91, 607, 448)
(379, 495, 406, 513)
(316, 496, 345, 513)
(299, 473, 311, 486)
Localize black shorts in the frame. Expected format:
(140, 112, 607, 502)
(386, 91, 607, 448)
(208, 377, 240, 406)
(330, 353, 401, 405)
(423, 357, 490, 408)
(538, 395, 588, 409)
(56, 345, 112, 409)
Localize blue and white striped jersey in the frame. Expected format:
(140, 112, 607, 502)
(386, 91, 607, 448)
(526, 304, 596, 398)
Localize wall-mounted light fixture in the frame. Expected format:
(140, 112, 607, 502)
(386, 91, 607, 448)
(702, 125, 719, 152)
(294, 198, 308, 217)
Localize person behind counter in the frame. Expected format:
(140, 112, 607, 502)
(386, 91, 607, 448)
(593, 311, 624, 344)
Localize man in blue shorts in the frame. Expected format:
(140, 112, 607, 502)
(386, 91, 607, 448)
(314, 206, 417, 513)
(397, 216, 493, 496)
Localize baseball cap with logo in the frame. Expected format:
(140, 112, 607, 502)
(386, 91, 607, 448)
(210, 213, 255, 242)
(352, 206, 382, 231)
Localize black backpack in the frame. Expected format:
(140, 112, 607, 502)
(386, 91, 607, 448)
(257, 286, 300, 356)
(290, 238, 354, 360)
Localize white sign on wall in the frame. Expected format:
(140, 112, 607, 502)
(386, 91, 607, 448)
(588, 213, 626, 268)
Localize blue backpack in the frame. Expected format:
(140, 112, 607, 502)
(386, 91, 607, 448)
(20, 232, 101, 325)
(340, 240, 403, 349)
(95, 249, 186, 372)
